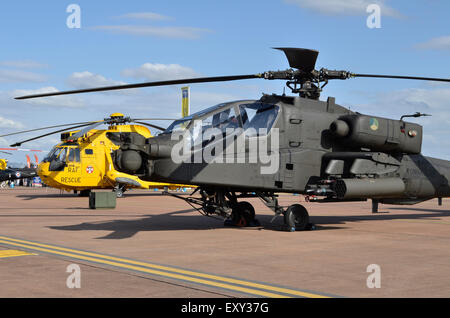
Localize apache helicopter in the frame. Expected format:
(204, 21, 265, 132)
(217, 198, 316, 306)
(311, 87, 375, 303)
(3, 114, 190, 197)
(13, 48, 450, 231)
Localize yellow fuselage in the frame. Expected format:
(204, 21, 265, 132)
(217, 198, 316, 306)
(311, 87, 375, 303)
(37, 124, 186, 192)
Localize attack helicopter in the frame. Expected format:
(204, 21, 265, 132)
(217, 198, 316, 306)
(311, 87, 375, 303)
(13, 48, 450, 231)
(3, 114, 191, 197)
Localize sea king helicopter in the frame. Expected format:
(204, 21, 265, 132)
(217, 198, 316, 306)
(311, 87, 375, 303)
(2, 97, 191, 197)
(12, 48, 450, 231)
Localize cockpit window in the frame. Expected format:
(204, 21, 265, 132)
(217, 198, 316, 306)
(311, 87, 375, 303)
(163, 103, 231, 134)
(45, 147, 68, 172)
(58, 148, 67, 162)
(164, 118, 191, 134)
(189, 107, 240, 146)
(213, 108, 239, 130)
(44, 147, 67, 163)
(44, 147, 58, 162)
(239, 103, 279, 136)
(67, 148, 81, 162)
(44, 146, 81, 164)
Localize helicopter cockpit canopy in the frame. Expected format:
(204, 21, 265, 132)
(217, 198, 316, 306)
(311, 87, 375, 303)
(44, 144, 81, 171)
(163, 103, 230, 134)
(163, 101, 279, 138)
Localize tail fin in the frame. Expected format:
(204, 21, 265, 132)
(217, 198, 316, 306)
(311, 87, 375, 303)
(34, 154, 39, 166)
(26, 155, 31, 168)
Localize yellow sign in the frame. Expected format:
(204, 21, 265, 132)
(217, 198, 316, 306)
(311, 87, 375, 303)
(181, 87, 190, 118)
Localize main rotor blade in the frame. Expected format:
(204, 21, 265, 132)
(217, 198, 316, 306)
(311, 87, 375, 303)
(66, 121, 105, 141)
(0, 151, 12, 155)
(15, 74, 262, 99)
(352, 73, 450, 82)
(133, 118, 177, 121)
(0, 148, 44, 153)
(0, 122, 94, 138)
(133, 121, 167, 131)
(10, 122, 98, 147)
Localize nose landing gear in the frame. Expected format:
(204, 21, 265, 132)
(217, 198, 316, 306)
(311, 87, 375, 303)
(225, 201, 260, 227)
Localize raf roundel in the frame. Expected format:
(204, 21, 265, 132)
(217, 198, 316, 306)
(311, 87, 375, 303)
(369, 118, 379, 131)
(86, 166, 94, 174)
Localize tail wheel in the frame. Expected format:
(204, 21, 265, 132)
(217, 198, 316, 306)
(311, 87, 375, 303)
(115, 188, 124, 198)
(231, 202, 256, 227)
(284, 204, 309, 231)
(113, 185, 126, 198)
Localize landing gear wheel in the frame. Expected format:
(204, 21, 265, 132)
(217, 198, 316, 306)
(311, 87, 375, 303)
(115, 188, 124, 198)
(228, 201, 256, 227)
(113, 185, 126, 198)
(284, 204, 309, 232)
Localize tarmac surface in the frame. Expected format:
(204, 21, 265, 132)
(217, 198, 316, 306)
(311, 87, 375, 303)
(0, 187, 449, 298)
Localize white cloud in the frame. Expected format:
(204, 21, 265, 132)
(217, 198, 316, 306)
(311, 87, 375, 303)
(0, 137, 9, 147)
(370, 87, 450, 115)
(12, 87, 85, 108)
(117, 12, 173, 21)
(0, 69, 47, 83)
(0, 116, 24, 129)
(121, 63, 199, 81)
(0, 60, 47, 69)
(67, 71, 127, 89)
(91, 25, 211, 39)
(416, 36, 450, 51)
(284, 0, 400, 17)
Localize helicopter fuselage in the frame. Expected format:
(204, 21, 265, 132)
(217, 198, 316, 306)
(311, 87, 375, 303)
(120, 94, 450, 204)
(37, 124, 188, 193)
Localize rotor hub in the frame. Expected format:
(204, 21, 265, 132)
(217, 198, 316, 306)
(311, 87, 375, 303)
(106, 113, 131, 125)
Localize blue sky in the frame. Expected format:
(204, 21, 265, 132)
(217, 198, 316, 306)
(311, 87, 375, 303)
(0, 0, 449, 165)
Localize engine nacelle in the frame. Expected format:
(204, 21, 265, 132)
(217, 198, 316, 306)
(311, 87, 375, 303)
(330, 115, 423, 154)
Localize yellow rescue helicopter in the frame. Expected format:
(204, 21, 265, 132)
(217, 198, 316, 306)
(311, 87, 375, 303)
(4, 88, 192, 197)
